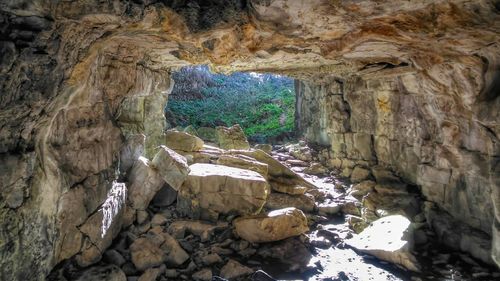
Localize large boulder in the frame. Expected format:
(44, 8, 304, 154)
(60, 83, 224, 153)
(151, 146, 190, 190)
(127, 157, 164, 210)
(215, 124, 250, 150)
(229, 149, 316, 190)
(177, 163, 269, 220)
(234, 207, 309, 243)
(165, 130, 204, 152)
(346, 215, 420, 271)
(216, 154, 268, 178)
(197, 127, 217, 143)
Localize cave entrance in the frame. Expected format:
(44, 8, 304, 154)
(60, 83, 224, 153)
(165, 65, 296, 144)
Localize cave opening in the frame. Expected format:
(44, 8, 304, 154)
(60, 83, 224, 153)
(2, 1, 499, 280)
(165, 65, 297, 144)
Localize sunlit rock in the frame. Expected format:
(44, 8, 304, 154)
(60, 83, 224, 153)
(151, 145, 190, 190)
(77, 182, 127, 266)
(177, 163, 269, 220)
(220, 260, 253, 280)
(216, 154, 269, 178)
(350, 166, 371, 183)
(346, 215, 420, 271)
(234, 207, 309, 243)
(165, 130, 204, 152)
(215, 124, 250, 150)
(127, 157, 164, 210)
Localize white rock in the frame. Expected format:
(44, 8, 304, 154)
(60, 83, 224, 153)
(346, 215, 420, 271)
(177, 163, 269, 220)
(234, 207, 309, 243)
(151, 145, 190, 190)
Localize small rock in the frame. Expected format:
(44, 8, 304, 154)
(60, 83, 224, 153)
(103, 249, 126, 267)
(138, 266, 165, 281)
(165, 130, 204, 152)
(317, 202, 341, 216)
(350, 166, 370, 183)
(192, 268, 212, 281)
(304, 163, 328, 175)
(254, 144, 272, 154)
(234, 207, 309, 243)
(220, 260, 253, 280)
(201, 253, 223, 265)
(348, 180, 375, 199)
(136, 210, 149, 225)
(130, 237, 164, 271)
(164, 269, 179, 278)
(151, 214, 167, 226)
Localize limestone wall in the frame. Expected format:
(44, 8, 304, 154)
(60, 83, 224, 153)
(296, 62, 500, 264)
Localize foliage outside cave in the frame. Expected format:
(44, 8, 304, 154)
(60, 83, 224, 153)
(166, 66, 295, 142)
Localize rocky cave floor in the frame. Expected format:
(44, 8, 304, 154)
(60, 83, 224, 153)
(48, 135, 500, 281)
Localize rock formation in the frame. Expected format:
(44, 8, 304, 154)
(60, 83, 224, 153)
(0, 0, 499, 280)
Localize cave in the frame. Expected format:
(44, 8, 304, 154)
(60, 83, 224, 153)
(0, 1, 499, 281)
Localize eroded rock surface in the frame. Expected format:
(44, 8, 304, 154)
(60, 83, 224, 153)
(177, 163, 269, 220)
(0, 0, 499, 278)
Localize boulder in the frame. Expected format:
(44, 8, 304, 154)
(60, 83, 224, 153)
(127, 157, 164, 210)
(130, 237, 165, 271)
(254, 144, 272, 154)
(138, 266, 165, 281)
(216, 124, 250, 150)
(216, 154, 268, 178)
(304, 162, 328, 175)
(220, 260, 253, 280)
(167, 220, 227, 241)
(183, 125, 198, 136)
(234, 207, 309, 243)
(177, 163, 269, 220)
(165, 130, 204, 152)
(151, 184, 177, 207)
(350, 166, 370, 183)
(75, 265, 126, 281)
(192, 268, 212, 281)
(265, 193, 315, 213)
(348, 180, 376, 199)
(346, 215, 420, 271)
(229, 149, 317, 190)
(161, 232, 190, 266)
(151, 146, 190, 190)
(286, 143, 312, 161)
(197, 127, 217, 143)
(257, 237, 312, 272)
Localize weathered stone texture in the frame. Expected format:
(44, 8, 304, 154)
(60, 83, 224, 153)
(0, 0, 499, 278)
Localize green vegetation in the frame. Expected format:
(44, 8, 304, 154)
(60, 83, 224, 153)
(166, 66, 295, 141)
